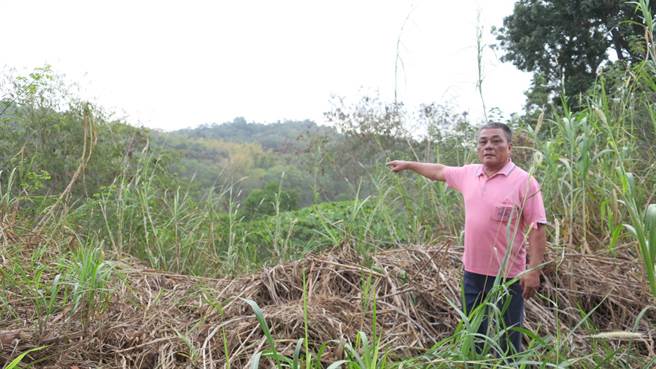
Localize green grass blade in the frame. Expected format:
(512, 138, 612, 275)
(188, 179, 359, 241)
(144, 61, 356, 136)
(242, 298, 276, 352)
(3, 346, 47, 369)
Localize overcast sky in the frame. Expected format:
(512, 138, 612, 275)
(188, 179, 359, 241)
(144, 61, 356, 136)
(2, 0, 530, 131)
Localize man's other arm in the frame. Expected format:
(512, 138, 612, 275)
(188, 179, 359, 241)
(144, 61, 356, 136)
(386, 160, 447, 182)
(521, 224, 547, 299)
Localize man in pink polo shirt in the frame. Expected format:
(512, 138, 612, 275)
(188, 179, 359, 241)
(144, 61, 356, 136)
(387, 122, 547, 353)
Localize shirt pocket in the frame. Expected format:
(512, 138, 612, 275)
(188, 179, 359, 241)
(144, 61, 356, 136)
(491, 199, 520, 223)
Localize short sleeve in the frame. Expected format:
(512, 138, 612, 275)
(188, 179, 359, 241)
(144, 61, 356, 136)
(521, 177, 548, 229)
(442, 166, 468, 193)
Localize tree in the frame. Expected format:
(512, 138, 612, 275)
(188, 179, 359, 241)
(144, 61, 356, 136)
(494, 0, 655, 106)
(0, 66, 149, 198)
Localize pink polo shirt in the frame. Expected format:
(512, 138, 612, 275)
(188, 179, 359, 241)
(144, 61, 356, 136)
(443, 161, 547, 278)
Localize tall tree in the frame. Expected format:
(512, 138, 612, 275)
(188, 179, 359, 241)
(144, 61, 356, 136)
(494, 0, 655, 106)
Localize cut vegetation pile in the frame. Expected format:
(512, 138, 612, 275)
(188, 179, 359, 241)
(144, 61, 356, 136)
(1, 241, 654, 368)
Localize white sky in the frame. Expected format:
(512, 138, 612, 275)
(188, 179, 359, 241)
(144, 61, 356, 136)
(1, 0, 530, 131)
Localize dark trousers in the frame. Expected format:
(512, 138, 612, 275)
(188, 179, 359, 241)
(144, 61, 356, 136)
(462, 270, 524, 353)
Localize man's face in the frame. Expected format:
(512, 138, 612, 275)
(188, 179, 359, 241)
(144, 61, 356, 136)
(477, 128, 512, 169)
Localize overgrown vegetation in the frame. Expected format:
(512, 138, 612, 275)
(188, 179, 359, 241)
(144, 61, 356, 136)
(2, 1, 656, 368)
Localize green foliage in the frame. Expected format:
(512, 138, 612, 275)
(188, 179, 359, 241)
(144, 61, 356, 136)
(3, 346, 47, 369)
(0, 240, 114, 336)
(62, 242, 114, 320)
(156, 124, 325, 207)
(620, 172, 656, 296)
(244, 181, 299, 219)
(175, 117, 336, 153)
(0, 67, 149, 202)
(494, 0, 656, 105)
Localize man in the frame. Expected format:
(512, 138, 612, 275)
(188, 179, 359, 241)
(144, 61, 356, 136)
(387, 122, 547, 353)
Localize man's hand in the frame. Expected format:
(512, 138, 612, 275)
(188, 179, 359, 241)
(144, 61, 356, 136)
(386, 160, 410, 173)
(520, 270, 541, 299)
(386, 160, 446, 181)
(523, 224, 546, 299)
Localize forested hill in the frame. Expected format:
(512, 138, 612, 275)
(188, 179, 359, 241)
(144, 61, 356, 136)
(172, 117, 338, 153)
(149, 117, 351, 208)
(0, 67, 389, 215)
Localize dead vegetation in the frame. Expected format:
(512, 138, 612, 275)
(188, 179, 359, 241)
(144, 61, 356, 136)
(1, 241, 654, 368)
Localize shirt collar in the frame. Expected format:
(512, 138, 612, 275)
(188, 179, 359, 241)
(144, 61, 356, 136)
(476, 160, 515, 177)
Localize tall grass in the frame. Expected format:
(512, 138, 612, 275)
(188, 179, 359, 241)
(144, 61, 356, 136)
(0, 168, 18, 246)
(620, 173, 656, 296)
(23, 38, 654, 291)
(62, 241, 114, 322)
(2, 3, 656, 368)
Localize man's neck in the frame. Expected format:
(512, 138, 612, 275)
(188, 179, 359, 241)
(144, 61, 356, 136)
(483, 160, 510, 177)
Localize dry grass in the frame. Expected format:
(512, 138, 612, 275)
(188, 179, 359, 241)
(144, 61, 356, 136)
(1, 240, 654, 368)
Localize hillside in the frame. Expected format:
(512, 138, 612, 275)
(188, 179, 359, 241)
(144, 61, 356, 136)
(173, 117, 338, 153)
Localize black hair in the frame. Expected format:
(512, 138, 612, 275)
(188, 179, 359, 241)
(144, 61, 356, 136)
(479, 122, 512, 143)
